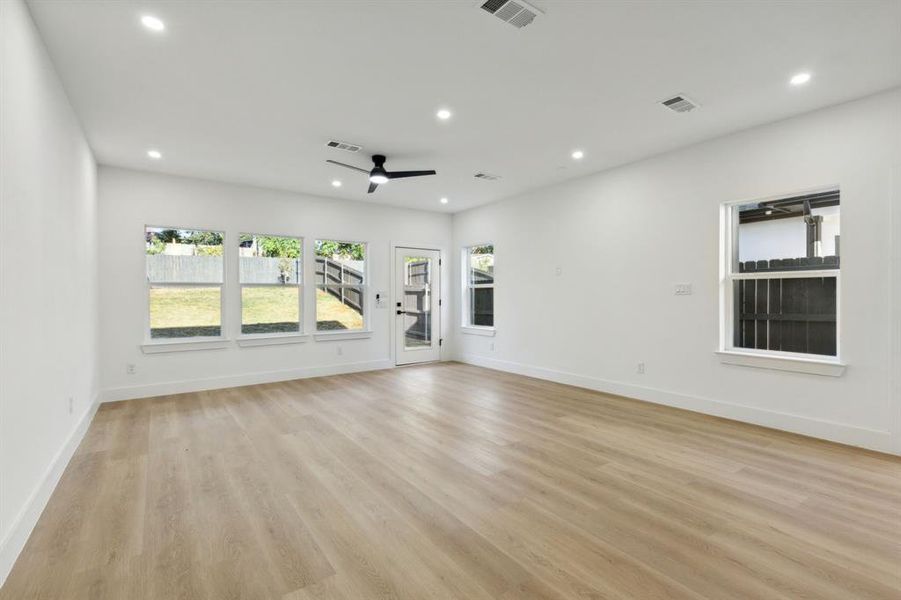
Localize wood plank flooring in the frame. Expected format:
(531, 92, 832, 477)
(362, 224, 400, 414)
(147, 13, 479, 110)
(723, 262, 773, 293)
(2, 362, 900, 599)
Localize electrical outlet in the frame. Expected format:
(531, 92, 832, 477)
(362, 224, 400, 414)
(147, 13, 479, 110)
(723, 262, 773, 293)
(126, 363, 136, 375)
(67, 397, 74, 414)
(674, 283, 692, 296)
(337, 345, 343, 356)
(637, 362, 646, 374)
(555, 266, 562, 276)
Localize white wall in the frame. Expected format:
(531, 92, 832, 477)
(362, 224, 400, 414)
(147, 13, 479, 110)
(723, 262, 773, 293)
(0, 0, 99, 583)
(893, 154, 901, 456)
(97, 167, 452, 401)
(452, 89, 901, 455)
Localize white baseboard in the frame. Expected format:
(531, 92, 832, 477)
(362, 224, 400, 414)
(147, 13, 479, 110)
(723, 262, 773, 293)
(100, 359, 395, 403)
(0, 396, 100, 587)
(457, 354, 897, 455)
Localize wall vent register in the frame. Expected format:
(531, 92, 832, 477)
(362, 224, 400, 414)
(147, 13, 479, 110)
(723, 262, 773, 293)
(326, 140, 363, 153)
(480, 0, 542, 29)
(660, 95, 699, 113)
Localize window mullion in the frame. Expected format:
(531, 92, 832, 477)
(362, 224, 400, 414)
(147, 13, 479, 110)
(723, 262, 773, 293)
(731, 270, 839, 281)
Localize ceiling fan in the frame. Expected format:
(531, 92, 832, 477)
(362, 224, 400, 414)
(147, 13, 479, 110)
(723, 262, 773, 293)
(327, 154, 436, 193)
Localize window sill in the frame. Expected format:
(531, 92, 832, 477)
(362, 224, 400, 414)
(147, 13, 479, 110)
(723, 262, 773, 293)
(313, 330, 373, 341)
(238, 333, 309, 347)
(716, 350, 846, 377)
(461, 326, 496, 337)
(141, 338, 230, 354)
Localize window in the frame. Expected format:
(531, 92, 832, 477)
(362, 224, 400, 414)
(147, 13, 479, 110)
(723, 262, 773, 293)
(239, 234, 302, 335)
(464, 244, 494, 328)
(722, 190, 840, 358)
(314, 240, 366, 331)
(146, 227, 224, 339)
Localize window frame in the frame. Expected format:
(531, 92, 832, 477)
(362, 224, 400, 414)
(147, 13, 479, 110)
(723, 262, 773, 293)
(462, 243, 495, 333)
(143, 224, 227, 345)
(237, 232, 305, 340)
(719, 192, 843, 367)
(313, 238, 370, 335)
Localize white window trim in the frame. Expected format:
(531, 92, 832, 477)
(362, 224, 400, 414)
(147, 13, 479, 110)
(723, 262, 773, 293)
(314, 239, 370, 335)
(313, 330, 374, 341)
(462, 244, 495, 332)
(237, 233, 305, 339)
(237, 333, 309, 347)
(141, 338, 230, 354)
(144, 225, 226, 345)
(461, 326, 495, 336)
(716, 349, 845, 377)
(718, 193, 844, 374)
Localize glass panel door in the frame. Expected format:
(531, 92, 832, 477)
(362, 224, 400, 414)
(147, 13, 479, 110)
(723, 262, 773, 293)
(395, 248, 441, 365)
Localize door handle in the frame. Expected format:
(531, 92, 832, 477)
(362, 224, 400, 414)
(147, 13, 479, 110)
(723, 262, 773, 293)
(396, 310, 406, 315)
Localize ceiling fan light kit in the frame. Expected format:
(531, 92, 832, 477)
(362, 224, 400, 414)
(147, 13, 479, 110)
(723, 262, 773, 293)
(326, 154, 436, 194)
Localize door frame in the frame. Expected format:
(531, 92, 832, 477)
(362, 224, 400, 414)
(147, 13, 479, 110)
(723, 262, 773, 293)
(390, 242, 446, 366)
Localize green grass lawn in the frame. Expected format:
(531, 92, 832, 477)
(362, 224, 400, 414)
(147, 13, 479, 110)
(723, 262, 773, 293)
(149, 287, 222, 337)
(241, 286, 299, 333)
(149, 286, 363, 337)
(314, 288, 363, 331)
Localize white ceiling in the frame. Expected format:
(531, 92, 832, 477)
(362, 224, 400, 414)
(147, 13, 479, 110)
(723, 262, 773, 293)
(27, 0, 901, 213)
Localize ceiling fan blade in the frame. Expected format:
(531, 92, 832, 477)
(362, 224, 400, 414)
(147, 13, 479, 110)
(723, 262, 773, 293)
(386, 170, 437, 180)
(367, 182, 379, 194)
(326, 159, 369, 174)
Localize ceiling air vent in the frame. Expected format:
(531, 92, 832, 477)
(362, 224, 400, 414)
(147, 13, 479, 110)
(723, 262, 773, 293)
(474, 172, 501, 181)
(660, 95, 699, 113)
(326, 140, 363, 153)
(480, 0, 542, 29)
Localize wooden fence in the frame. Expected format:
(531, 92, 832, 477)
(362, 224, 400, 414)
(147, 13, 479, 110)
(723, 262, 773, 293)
(738, 256, 839, 273)
(146, 254, 223, 283)
(735, 256, 839, 356)
(315, 257, 364, 313)
(471, 267, 494, 327)
(147, 255, 301, 284)
(402, 260, 431, 343)
(407, 260, 429, 285)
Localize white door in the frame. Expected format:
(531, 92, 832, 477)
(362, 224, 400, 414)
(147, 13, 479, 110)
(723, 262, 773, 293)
(394, 248, 441, 365)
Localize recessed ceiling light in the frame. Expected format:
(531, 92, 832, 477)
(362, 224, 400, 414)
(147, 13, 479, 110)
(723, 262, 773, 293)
(790, 72, 811, 86)
(436, 109, 452, 120)
(440, 197, 449, 204)
(331, 180, 342, 188)
(571, 150, 584, 160)
(146, 149, 162, 159)
(141, 15, 165, 32)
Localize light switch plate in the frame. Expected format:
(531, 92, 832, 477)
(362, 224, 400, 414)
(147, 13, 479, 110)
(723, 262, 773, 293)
(674, 283, 692, 296)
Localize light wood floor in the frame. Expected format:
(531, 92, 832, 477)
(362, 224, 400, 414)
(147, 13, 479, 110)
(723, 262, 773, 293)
(3, 362, 900, 599)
